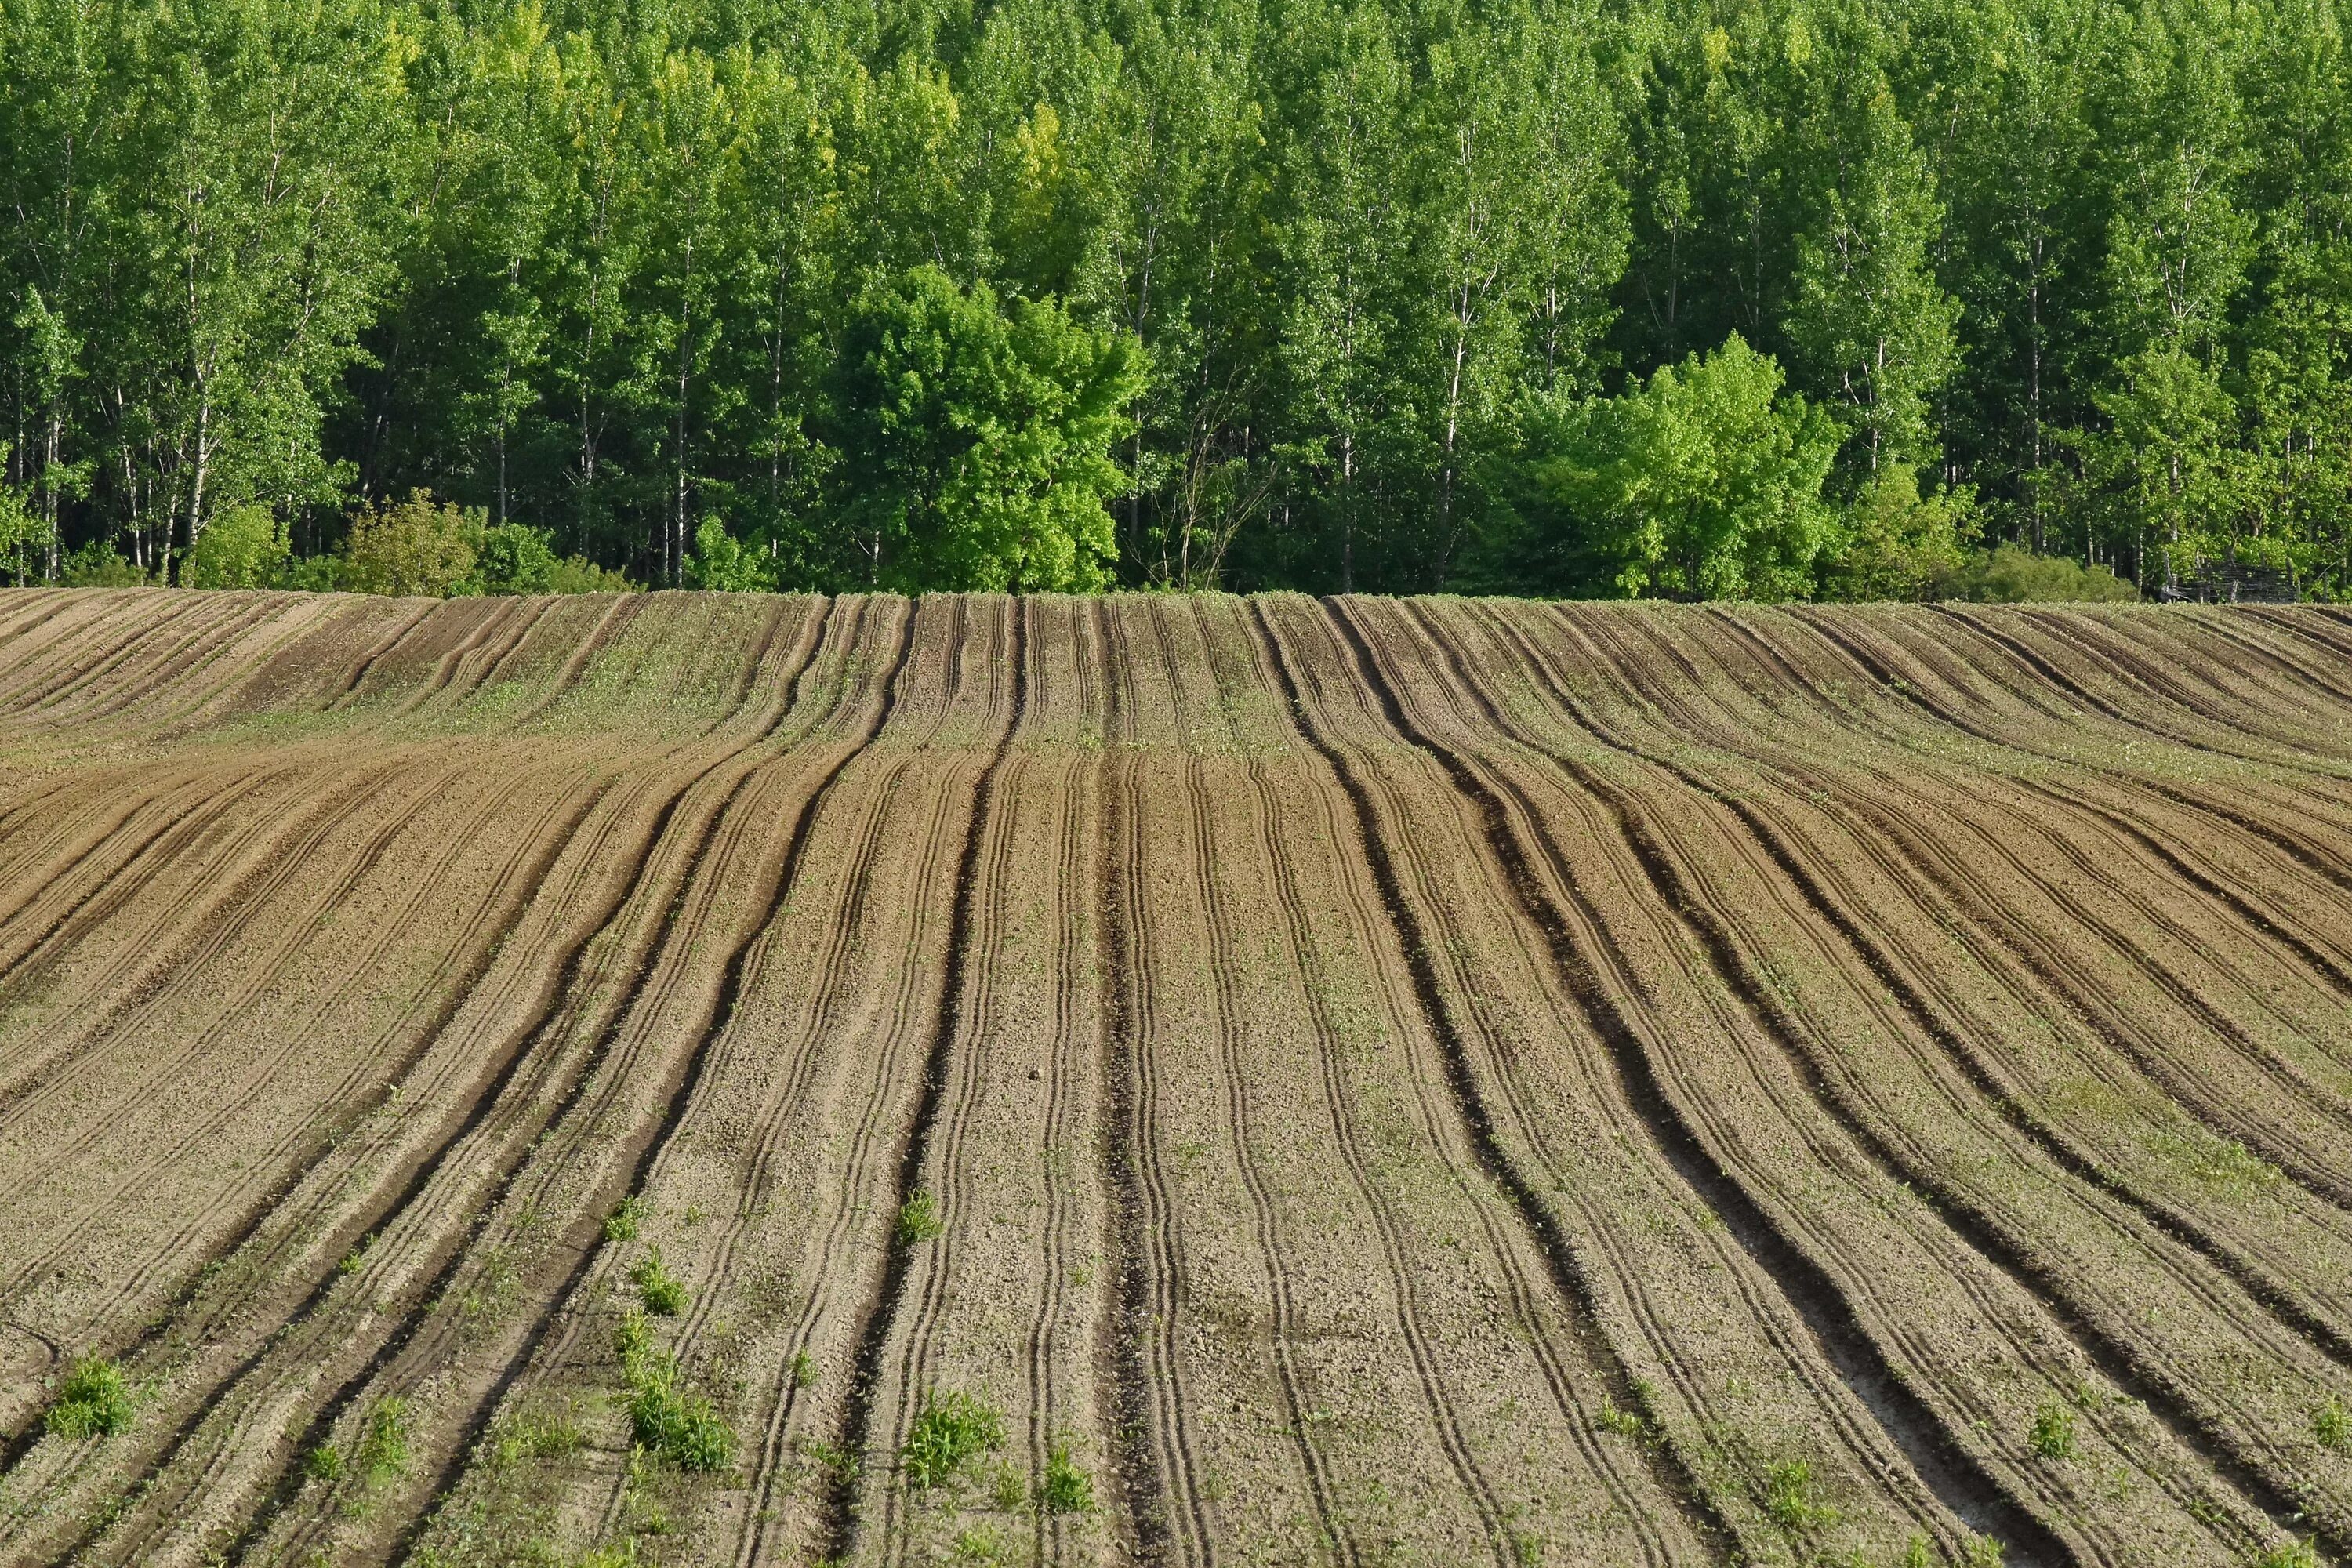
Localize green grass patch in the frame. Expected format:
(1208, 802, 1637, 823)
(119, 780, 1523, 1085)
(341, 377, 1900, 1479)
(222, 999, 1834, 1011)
(1762, 1459, 1839, 1533)
(630, 1246, 686, 1316)
(1036, 1443, 1095, 1515)
(2316, 1396, 2349, 1450)
(2028, 1402, 2075, 1461)
(45, 1357, 133, 1439)
(902, 1388, 1004, 1489)
(2253, 1541, 2319, 1568)
(604, 1196, 648, 1243)
(303, 1443, 347, 1483)
(359, 1396, 412, 1484)
(895, 1190, 946, 1247)
(612, 1309, 733, 1472)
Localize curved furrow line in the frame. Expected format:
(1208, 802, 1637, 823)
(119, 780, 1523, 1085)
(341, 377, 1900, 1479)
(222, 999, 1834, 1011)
(1025, 707, 1097, 1566)
(31, 605, 856, 1566)
(24, 593, 284, 723)
(1428, 604, 2342, 1559)
(0, 757, 406, 1105)
(365, 601, 920, 1568)
(2241, 605, 2352, 672)
(1922, 605, 2352, 786)
(1090, 597, 1207, 1567)
(1770, 608, 2352, 895)
(0, 593, 214, 711)
(875, 741, 1033, 1564)
(818, 600, 1028, 1563)
(0, 757, 571, 1316)
(384, 597, 533, 718)
(2032, 607, 2352, 750)
(0, 746, 425, 1094)
(1470, 601, 2352, 1370)
(31, 768, 627, 1369)
(545, 612, 952, 1557)
(329, 599, 445, 708)
(1288, 596, 2100, 1566)
(1251, 597, 1842, 1564)
(2164, 608, 2352, 710)
(1575, 609, 2352, 1192)
(511, 593, 644, 725)
(64, 593, 336, 733)
(254, 607, 903, 1566)
(0, 590, 183, 706)
(1342, 602, 2130, 1562)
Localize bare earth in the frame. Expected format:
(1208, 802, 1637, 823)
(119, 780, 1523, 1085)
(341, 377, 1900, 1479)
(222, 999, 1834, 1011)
(0, 587, 2348, 1568)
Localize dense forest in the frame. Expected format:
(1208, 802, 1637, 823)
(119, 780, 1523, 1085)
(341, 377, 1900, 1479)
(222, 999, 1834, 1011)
(0, 0, 2346, 598)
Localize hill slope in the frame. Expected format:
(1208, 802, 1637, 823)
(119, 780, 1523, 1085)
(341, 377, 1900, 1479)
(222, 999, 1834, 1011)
(2, 589, 2350, 1568)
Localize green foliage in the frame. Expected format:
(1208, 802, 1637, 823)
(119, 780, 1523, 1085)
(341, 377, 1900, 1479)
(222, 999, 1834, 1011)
(1761, 1459, 1840, 1533)
(1933, 545, 2140, 603)
(45, 1356, 133, 1439)
(2254, 1541, 2321, 1568)
(901, 1388, 1006, 1489)
(358, 1396, 412, 1483)
(1536, 335, 1842, 600)
(9, 0, 2352, 597)
(895, 1190, 946, 1247)
(59, 541, 147, 586)
(825, 267, 1145, 593)
(630, 1247, 687, 1316)
(303, 1443, 347, 1482)
(343, 492, 477, 597)
(604, 1196, 648, 1243)
(2028, 1402, 2076, 1461)
(185, 504, 289, 589)
(613, 1308, 734, 1472)
(684, 517, 778, 592)
(2315, 1396, 2350, 1450)
(1036, 1443, 1095, 1515)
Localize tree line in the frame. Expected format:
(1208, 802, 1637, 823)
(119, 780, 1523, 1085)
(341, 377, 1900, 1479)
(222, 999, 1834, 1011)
(1, 0, 2344, 600)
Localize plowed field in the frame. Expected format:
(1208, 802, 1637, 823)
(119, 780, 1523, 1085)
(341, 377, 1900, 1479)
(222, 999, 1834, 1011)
(1, 588, 2349, 1568)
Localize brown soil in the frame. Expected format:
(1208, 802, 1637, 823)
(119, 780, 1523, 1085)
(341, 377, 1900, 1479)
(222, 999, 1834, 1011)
(1, 588, 2348, 1568)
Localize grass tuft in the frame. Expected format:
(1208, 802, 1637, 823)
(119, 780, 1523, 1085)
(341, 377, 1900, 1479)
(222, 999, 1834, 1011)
(630, 1246, 686, 1316)
(895, 1190, 946, 1247)
(303, 1443, 346, 1483)
(45, 1356, 134, 1439)
(1762, 1459, 1839, 1533)
(613, 1308, 733, 1472)
(359, 1396, 412, 1484)
(1592, 1394, 1645, 1439)
(902, 1388, 1004, 1490)
(2253, 1543, 2319, 1568)
(2315, 1396, 2349, 1450)
(1036, 1442, 1095, 1515)
(1964, 1538, 2005, 1567)
(2027, 1402, 2075, 1461)
(604, 1195, 648, 1243)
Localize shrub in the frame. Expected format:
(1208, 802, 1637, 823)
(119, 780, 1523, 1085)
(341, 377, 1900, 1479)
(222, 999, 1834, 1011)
(547, 554, 633, 593)
(185, 503, 290, 589)
(1762, 1458, 1838, 1532)
(630, 1247, 686, 1316)
(902, 1389, 1005, 1490)
(1931, 543, 2137, 603)
(466, 521, 561, 594)
(2028, 1402, 2075, 1460)
(343, 491, 477, 597)
(45, 1356, 134, 1439)
(60, 540, 147, 586)
(1036, 1443, 1095, 1515)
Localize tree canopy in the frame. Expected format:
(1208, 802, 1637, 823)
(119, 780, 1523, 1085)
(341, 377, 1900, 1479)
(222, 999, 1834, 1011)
(5, 0, 2350, 599)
